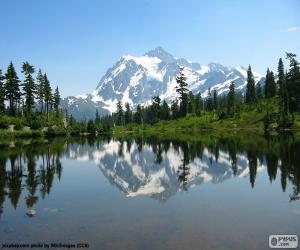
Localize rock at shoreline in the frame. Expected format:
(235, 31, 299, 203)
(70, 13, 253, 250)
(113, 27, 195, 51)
(26, 209, 37, 217)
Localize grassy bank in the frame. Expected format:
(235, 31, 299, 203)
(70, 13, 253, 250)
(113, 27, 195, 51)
(113, 110, 300, 136)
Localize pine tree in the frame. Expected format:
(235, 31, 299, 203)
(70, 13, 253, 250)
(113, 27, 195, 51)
(264, 69, 270, 98)
(277, 58, 289, 117)
(205, 88, 214, 111)
(36, 69, 44, 113)
(160, 100, 170, 120)
(4, 62, 20, 115)
(43, 74, 52, 119)
(115, 101, 124, 126)
(151, 96, 161, 123)
(171, 99, 180, 119)
(194, 93, 203, 116)
(134, 104, 144, 125)
(124, 103, 132, 124)
(286, 52, 300, 112)
(95, 109, 101, 126)
(21, 62, 36, 116)
(187, 91, 195, 114)
(0, 70, 5, 113)
(245, 65, 256, 104)
(213, 88, 218, 110)
(175, 66, 189, 117)
(53, 86, 61, 115)
(265, 69, 277, 98)
(87, 119, 96, 134)
(277, 58, 285, 95)
(227, 82, 236, 117)
(256, 82, 263, 99)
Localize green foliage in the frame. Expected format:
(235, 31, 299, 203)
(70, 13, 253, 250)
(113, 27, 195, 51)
(5, 62, 21, 115)
(22, 62, 36, 116)
(245, 65, 256, 104)
(176, 66, 189, 117)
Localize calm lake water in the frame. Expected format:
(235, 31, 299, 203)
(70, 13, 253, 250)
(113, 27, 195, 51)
(0, 133, 299, 250)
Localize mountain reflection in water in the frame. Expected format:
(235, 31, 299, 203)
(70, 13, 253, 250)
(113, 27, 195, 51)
(0, 133, 299, 216)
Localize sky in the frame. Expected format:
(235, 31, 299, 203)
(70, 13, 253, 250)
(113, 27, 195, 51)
(0, 0, 299, 97)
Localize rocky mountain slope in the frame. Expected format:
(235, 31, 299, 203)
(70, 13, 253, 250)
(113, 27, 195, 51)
(61, 47, 262, 119)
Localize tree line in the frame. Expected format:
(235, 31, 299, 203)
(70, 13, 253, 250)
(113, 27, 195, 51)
(0, 62, 61, 122)
(97, 52, 298, 130)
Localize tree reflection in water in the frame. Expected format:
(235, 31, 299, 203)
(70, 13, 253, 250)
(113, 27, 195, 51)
(0, 133, 299, 215)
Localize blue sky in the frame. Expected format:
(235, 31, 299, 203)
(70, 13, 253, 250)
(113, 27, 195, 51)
(0, 0, 299, 97)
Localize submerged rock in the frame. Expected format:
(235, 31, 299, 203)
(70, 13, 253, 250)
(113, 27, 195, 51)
(26, 209, 37, 217)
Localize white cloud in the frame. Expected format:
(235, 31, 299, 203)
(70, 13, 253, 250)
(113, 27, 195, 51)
(287, 27, 299, 32)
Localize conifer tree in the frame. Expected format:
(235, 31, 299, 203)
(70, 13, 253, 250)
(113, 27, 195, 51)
(175, 66, 189, 117)
(277, 58, 289, 117)
(95, 109, 101, 126)
(256, 82, 263, 99)
(277, 58, 285, 95)
(160, 100, 170, 120)
(0, 70, 5, 113)
(171, 99, 180, 119)
(36, 69, 45, 113)
(187, 91, 195, 114)
(21, 62, 36, 116)
(194, 93, 203, 116)
(124, 103, 132, 124)
(151, 96, 161, 123)
(43, 74, 52, 119)
(115, 101, 124, 126)
(245, 65, 256, 104)
(53, 86, 61, 115)
(213, 89, 218, 110)
(227, 82, 236, 117)
(134, 104, 144, 125)
(286, 52, 300, 112)
(205, 88, 214, 111)
(265, 69, 277, 98)
(5, 62, 20, 115)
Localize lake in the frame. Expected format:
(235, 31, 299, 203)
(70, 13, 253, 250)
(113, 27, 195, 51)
(0, 133, 299, 250)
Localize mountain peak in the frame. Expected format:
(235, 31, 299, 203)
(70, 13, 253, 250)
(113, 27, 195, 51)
(145, 46, 175, 62)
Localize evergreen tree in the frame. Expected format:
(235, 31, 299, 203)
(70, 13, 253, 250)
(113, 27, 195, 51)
(277, 58, 285, 95)
(95, 109, 101, 126)
(205, 88, 214, 111)
(0, 70, 5, 113)
(160, 100, 170, 120)
(124, 103, 132, 124)
(265, 69, 277, 98)
(36, 69, 44, 113)
(87, 119, 96, 134)
(43, 74, 52, 119)
(53, 86, 61, 115)
(151, 96, 161, 123)
(245, 65, 256, 104)
(115, 101, 124, 126)
(175, 66, 189, 117)
(256, 82, 263, 99)
(194, 93, 203, 116)
(277, 58, 289, 117)
(286, 52, 300, 112)
(227, 82, 236, 117)
(21, 62, 36, 116)
(134, 104, 144, 125)
(171, 99, 180, 119)
(213, 88, 218, 110)
(4, 62, 20, 115)
(187, 91, 195, 114)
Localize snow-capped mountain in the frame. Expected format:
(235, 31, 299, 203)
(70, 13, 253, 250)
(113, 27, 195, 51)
(64, 139, 265, 202)
(62, 47, 262, 119)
